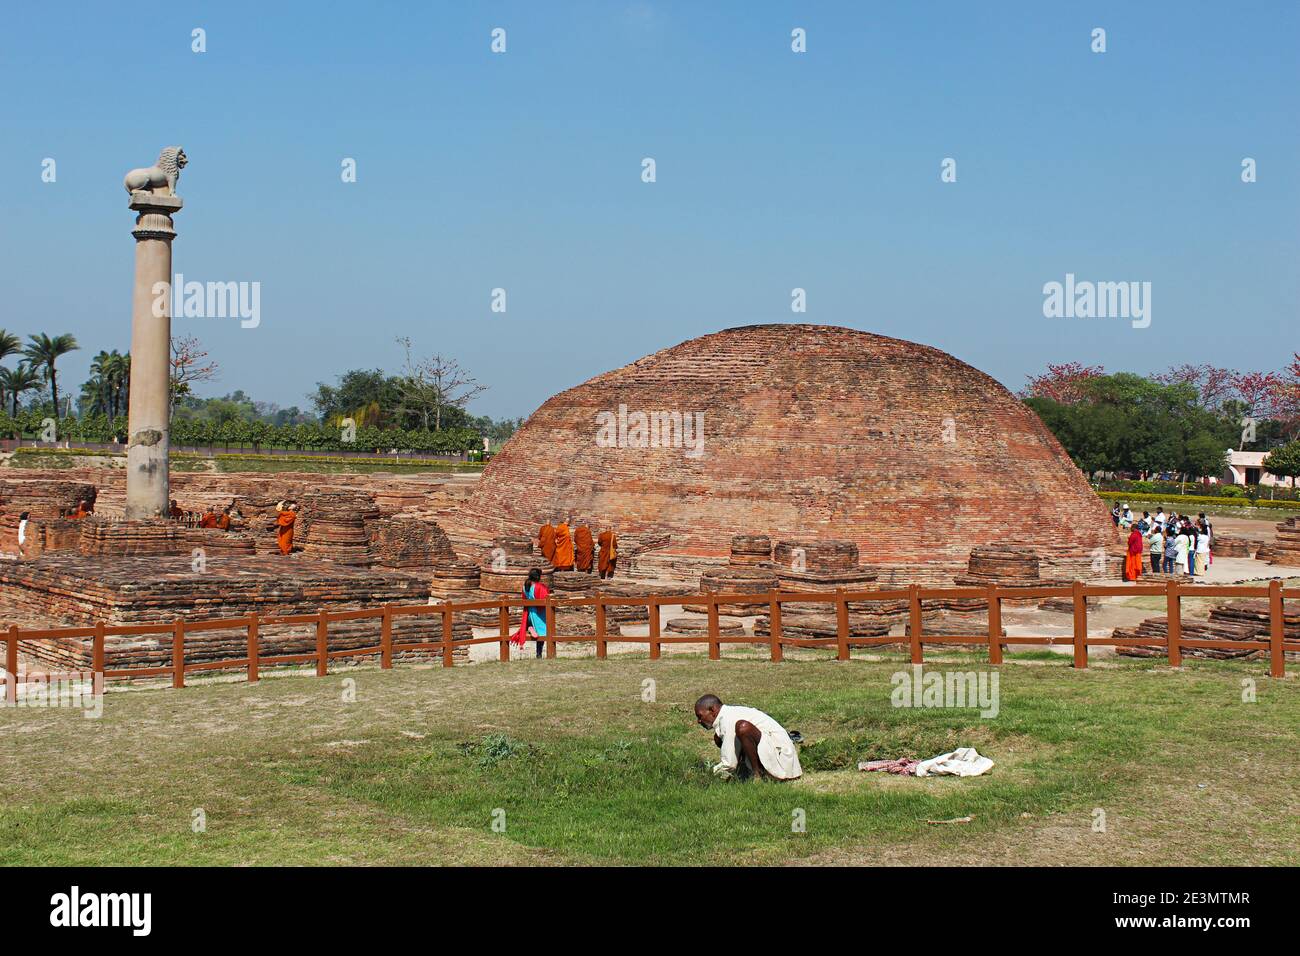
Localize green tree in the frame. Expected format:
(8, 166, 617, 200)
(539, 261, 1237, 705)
(310, 368, 401, 426)
(1025, 372, 1235, 481)
(0, 330, 21, 364)
(1263, 441, 1300, 493)
(1180, 433, 1228, 491)
(23, 333, 80, 415)
(0, 364, 43, 417)
(102, 350, 130, 421)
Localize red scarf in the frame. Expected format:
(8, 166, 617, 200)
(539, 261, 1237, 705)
(511, 581, 549, 646)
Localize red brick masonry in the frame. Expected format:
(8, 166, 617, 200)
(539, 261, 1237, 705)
(450, 324, 1116, 576)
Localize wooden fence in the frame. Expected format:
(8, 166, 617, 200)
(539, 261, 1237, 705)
(3, 580, 1297, 700)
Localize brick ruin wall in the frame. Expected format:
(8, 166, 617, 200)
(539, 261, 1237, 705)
(0, 554, 467, 673)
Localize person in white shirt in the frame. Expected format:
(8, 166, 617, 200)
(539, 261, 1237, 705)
(1155, 509, 1167, 530)
(1194, 522, 1211, 574)
(1175, 530, 1190, 575)
(16, 511, 29, 557)
(695, 694, 802, 781)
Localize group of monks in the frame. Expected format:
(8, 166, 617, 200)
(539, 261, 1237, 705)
(170, 499, 241, 532)
(165, 497, 299, 556)
(538, 519, 617, 577)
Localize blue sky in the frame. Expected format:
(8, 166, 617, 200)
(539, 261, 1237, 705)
(2, 1, 1297, 419)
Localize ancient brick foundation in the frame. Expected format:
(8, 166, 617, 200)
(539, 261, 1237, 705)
(1114, 598, 1300, 661)
(0, 554, 464, 674)
(1256, 518, 1300, 566)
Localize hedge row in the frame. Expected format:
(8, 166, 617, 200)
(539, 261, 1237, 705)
(1095, 489, 1300, 512)
(1098, 478, 1299, 502)
(10, 446, 484, 471)
(0, 411, 482, 454)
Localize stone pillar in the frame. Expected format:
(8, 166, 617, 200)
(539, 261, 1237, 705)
(125, 191, 182, 519)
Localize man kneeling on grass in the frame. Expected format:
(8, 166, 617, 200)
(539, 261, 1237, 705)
(694, 694, 802, 782)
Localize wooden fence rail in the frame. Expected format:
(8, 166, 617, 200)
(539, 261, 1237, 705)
(2, 580, 1297, 701)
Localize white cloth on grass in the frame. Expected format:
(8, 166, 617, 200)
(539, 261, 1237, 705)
(915, 747, 994, 777)
(711, 704, 802, 780)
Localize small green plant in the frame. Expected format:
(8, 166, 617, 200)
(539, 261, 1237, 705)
(461, 733, 531, 770)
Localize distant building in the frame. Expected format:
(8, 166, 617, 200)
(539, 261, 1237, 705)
(1222, 449, 1292, 487)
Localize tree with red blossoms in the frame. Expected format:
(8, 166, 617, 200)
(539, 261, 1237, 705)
(1232, 370, 1285, 420)
(1153, 364, 1237, 411)
(1021, 362, 1105, 405)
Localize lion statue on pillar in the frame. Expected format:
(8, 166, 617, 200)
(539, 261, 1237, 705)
(123, 147, 187, 196)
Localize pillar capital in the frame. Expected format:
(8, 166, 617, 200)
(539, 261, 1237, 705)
(128, 191, 183, 241)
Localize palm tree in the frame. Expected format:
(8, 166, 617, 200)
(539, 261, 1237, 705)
(23, 333, 79, 414)
(0, 364, 43, 416)
(103, 351, 130, 420)
(0, 330, 20, 364)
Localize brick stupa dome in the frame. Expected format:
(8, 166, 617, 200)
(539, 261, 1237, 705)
(452, 325, 1116, 578)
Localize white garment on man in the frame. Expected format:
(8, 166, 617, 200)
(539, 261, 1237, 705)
(1175, 533, 1190, 565)
(711, 704, 802, 780)
(17, 519, 27, 548)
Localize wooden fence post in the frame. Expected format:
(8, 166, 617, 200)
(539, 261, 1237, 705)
(1072, 580, 1088, 669)
(441, 601, 454, 668)
(707, 592, 720, 661)
(595, 594, 607, 660)
(5, 625, 16, 704)
(93, 620, 105, 697)
(545, 601, 556, 659)
(987, 585, 1002, 664)
(172, 618, 185, 689)
(1166, 580, 1182, 668)
(316, 610, 329, 677)
(1269, 578, 1285, 679)
(835, 588, 849, 661)
(649, 601, 661, 660)
(768, 589, 783, 663)
(498, 600, 510, 662)
(380, 606, 393, 670)
(908, 584, 923, 665)
(245, 613, 259, 683)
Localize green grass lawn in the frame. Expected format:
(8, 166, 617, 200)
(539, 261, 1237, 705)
(1, 651, 1295, 865)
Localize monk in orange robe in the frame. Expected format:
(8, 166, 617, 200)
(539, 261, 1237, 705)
(198, 511, 220, 528)
(71, 500, 92, 520)
(275, 501, 298, 555)
(597, 529, 617, 578)
(574, 525, 594, 572)
(1124, 526, 1144, 582)
(552, 520, 574, 570)
(539, 522, 556, 564)
(215, 509, 233, 531)
(168, 500, 183, 520)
